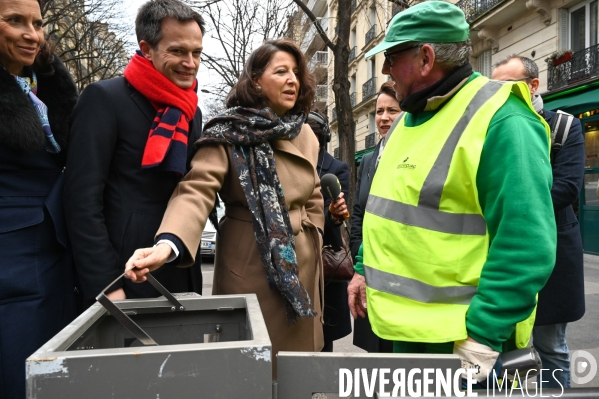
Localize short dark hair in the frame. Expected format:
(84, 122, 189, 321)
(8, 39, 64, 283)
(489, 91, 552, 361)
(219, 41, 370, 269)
(226, 39, 315, 116)
(376, 80, 397, 102)
(135, 0, 205, 48)
(492, 54, 539, 79)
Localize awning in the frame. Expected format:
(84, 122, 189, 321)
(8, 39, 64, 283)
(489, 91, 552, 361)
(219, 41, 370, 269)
(354, 147, 375, 163)
(543, 86, 599, 115)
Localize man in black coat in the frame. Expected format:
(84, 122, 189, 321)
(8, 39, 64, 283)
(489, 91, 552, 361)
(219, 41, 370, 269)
(307, 111, 352, 351)
(493, 55, 586, 389)
(349, 119, 401, 353)
(64, 0, 205, 307)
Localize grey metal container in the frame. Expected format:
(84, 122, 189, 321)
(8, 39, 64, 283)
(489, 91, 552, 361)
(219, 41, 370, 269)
(26, 293, 272, 399)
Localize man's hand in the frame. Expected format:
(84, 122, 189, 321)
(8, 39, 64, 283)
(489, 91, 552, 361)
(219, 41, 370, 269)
(329, 192, 349, 220)
(106, 287, 126, 300)
(453, 338, 500, 383)
(348, 273, 367, 319)
(124, 243, 172, 283)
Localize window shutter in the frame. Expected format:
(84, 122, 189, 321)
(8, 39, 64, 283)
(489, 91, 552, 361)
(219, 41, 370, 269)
(369, 112, 376, 134)
(478, 50, 492, 77)
(558, 8, 569, 51)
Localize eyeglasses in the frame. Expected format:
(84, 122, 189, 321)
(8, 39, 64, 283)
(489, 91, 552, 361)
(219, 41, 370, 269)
(384, 45, 420, 67)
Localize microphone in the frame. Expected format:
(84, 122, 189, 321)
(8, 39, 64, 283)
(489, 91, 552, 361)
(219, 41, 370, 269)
(320, 173, 351, 236)
(321, 173, 342, 202)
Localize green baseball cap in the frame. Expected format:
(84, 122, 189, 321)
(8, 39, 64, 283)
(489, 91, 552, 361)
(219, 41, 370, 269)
(365, 1, 470, 59)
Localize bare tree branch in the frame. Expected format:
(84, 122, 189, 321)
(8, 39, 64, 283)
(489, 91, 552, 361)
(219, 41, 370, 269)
(42, 0, 132, 92)
(185, 0, 292, 104)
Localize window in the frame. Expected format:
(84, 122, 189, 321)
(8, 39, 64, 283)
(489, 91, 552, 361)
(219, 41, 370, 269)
(557, 1, 599, 80)
(368, 58, 376, 79)
(477, 49, 492, 77)
(369, 112, 376, 135)
(568, 0, 598, 52)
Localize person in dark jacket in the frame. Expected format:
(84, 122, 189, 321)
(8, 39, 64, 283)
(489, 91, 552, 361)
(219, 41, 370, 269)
(307, 110, 352, 352)
(0, 0, 79, 396)
(64, 0, 205, 307)
(349, 82, 401, 353)
(493, 55, 585, 389)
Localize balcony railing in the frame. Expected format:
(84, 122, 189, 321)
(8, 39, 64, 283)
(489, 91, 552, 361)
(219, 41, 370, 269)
(315, 85, 327, 101)
(308, 51, 328, 70)
(349, 46, 357, 62)
(362, 77, 377, 101)
(455, 0, 506, 23)
(350, 92, 357, 107)
(548, 45, 599, 91)
(332, 107, 337, 121)
(365, 133, 376, 148)
(365, 24, 377, 45)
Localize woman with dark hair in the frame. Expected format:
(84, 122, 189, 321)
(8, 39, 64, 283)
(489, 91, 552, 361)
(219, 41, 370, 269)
(125, 39, 325, 369)
(0, 0, 78, 397)
(306, 110, 352, 352)
(333, 81, 401, 353)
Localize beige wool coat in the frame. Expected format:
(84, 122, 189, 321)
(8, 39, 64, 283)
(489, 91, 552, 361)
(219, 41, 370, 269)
(157, 123, 325, 369)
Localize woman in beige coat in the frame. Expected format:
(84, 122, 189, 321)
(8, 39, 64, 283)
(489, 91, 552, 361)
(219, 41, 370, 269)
(126, 39, 325, 368)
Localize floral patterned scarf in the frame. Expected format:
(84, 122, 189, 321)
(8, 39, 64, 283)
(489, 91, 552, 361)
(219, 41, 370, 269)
(199, 107, 316, 322)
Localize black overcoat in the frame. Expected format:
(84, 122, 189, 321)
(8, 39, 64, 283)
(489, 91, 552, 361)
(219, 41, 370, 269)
(348, 141, 393, 353)
(0, 56, 79, 399)
(64, 77, 203, 306)
(535, 110, 586, 325)
(318, 150, 352, 343)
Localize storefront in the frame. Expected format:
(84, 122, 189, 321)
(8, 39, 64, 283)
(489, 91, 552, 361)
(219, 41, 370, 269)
(544, 85, 599, 254)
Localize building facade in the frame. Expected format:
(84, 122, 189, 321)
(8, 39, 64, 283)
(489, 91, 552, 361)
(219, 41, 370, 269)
(298, 0, 599, 252)
(296, 0, 401, 160)
(456, 0, 599, 253)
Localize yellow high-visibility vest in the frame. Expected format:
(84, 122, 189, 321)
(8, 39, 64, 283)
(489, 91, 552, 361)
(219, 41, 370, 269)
(363, 76, 550, 347)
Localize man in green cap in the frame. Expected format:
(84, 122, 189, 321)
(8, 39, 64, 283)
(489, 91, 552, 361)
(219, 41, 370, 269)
(348, 1, 557, 388)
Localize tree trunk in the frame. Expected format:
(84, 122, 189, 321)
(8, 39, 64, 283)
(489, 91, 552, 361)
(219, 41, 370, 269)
(291, 0, 356, 220)
(333, 0, 356, 214)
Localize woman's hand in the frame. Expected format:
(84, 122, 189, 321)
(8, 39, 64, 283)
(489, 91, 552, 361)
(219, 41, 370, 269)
(329, 192, 349, 221)
(124, 243, 172, 283)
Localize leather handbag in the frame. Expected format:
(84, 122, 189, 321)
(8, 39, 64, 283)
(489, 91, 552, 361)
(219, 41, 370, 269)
(322, 237, 354, 282)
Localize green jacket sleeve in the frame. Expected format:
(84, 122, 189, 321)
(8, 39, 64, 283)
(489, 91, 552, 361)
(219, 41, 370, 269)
(466, 94, 557, 352)
(354, 243, 365, 275)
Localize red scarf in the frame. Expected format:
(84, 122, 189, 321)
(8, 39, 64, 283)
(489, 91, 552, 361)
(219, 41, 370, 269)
(123, 51, 198, 175)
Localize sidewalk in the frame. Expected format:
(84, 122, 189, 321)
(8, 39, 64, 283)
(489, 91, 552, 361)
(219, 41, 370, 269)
(569, 253, 599, 387)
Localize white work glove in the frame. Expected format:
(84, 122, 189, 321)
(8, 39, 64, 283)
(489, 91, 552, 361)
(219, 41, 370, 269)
(453, 339, 500, 383)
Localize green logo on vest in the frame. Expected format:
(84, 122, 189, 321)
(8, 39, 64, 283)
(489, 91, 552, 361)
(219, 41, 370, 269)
(397, 156, 416, 170)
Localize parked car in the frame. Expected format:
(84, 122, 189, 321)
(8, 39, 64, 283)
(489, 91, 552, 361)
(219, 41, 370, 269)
(200, 201, 225, 257)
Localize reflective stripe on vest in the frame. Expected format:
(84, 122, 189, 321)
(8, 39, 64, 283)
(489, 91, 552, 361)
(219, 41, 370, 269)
(418, 81, 503, 210)
(363, 264, 477, 305)
(366, 195, 486, 235)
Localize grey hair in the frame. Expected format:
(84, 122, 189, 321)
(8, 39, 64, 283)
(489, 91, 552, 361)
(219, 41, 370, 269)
(135, 0, 205, 48)
(417, 40, 472, 70)
(492, 54, 539, 78)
